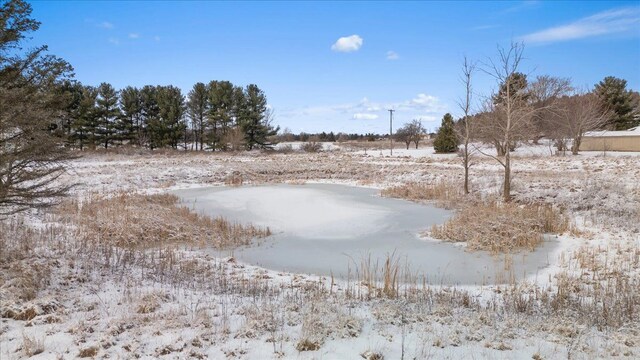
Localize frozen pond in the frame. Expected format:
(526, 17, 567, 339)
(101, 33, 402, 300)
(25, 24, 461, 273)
(173, 184, 558, 285)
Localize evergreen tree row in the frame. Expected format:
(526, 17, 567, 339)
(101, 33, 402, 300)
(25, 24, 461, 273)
(57, 81, 278, 151)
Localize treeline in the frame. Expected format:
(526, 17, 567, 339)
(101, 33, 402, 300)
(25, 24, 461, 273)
(430, 74, 640, 156)
(56, 80, 278, 151)
(277, 130, 391, 142)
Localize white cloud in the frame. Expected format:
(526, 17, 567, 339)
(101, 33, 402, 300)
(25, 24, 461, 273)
(129, 33, 140, 39)
(153, 36, 161, 42)
(108, 37, 120, 45)
(520, 7, 640, 44)
(352, 113, 379, 120)
(408, 94, 444, 112)
(277, 94, 447, 133)
(386, 51, 399, 60)
(98, 21, 114, 29)
(331, 35, 363, 52)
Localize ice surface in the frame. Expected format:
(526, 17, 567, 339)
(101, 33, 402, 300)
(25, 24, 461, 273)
(174, 184, 559, 285)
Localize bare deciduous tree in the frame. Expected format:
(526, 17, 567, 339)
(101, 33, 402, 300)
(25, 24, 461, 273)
(395, 120, 426, 149)
(557, 92, 610, 155)
(395, 126, 412, 149)
(528, 75, 573, 144)
(478, 42, 536, 202)
(456, 56, 476, 194)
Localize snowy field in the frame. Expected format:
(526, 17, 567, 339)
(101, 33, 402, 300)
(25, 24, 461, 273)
(1, 143, 639, 359)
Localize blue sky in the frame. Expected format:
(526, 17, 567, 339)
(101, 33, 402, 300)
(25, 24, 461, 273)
(31, 1, 640, 133)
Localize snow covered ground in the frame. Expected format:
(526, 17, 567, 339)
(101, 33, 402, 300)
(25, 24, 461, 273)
(1, 143, 639, 359)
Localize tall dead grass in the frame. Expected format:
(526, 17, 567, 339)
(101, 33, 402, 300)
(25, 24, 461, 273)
(381, 181, 463, 209)
(0, 220, 58, 303)
(431, 201, 570, 253)
(57, 193, 270, 250)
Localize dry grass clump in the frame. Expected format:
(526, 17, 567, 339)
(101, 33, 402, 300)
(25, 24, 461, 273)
(58, 193, 270, 250)
(0, 219, 39, 264)
(224, 172, 244, 186)
(361, 350, 384, 360)
(552, 244, 640, 328)
(272, 144, 295, 153)
(301, 141, 323, 153)
(0, 220, 58, 305)
(496, 242, 640, 328)
(136, 291, 170, 314)
(381, 181, 462, 209)
(431, 201, 570, 252)
(295, 297, 362, 352)
(22, 333, 44, 357)
(78, 346, 99, 358)
(358, 252, 403, 299)
(296, 338, 321, 351)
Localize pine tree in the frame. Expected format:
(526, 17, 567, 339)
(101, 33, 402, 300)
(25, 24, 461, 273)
(206, 80, 235, 149)
(151, 85, 185, 149)
(237, 84, 279, 150)
(95, 82, 121, 149)
(433, 113, 459, 153)
(594, 76, 636, 130)
(140, 85, 159, 148)
(493, 72, 529, 106)
(0, 0, 75, 214)
(55, 80, 84, 139)
(120, 86, 142, 145)
(187, 82, 208, 150)
(69, 85, 98, 150)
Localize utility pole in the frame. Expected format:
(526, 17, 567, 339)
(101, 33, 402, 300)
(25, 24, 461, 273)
(388, 109, 395, 156)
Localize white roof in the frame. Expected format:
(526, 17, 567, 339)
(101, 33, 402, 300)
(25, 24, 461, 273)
(584, 126, 640, 137)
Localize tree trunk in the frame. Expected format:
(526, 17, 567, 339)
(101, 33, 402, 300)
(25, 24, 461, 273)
(503, 150, 511, 202)
(494, 141, 506, 157)
(571, 136, 581, 155)
(463, 142, 470, 194)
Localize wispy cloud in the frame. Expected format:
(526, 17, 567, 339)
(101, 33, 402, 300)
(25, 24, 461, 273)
(280, 94, 445, 123)
(386, 50, 399, 60)
(352, 113, 379, 120)
(331, 35, 363, 52)
(129, 33, 140, 39)
(520, 7, 640, 44)
(278, 95, 447, 133)
(153, 36, 161, 42)
(98, 21, 114, 29)
(108, 37, 120, 45)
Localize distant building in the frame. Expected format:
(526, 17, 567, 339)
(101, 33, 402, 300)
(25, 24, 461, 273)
(580, 126, 640, 152)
